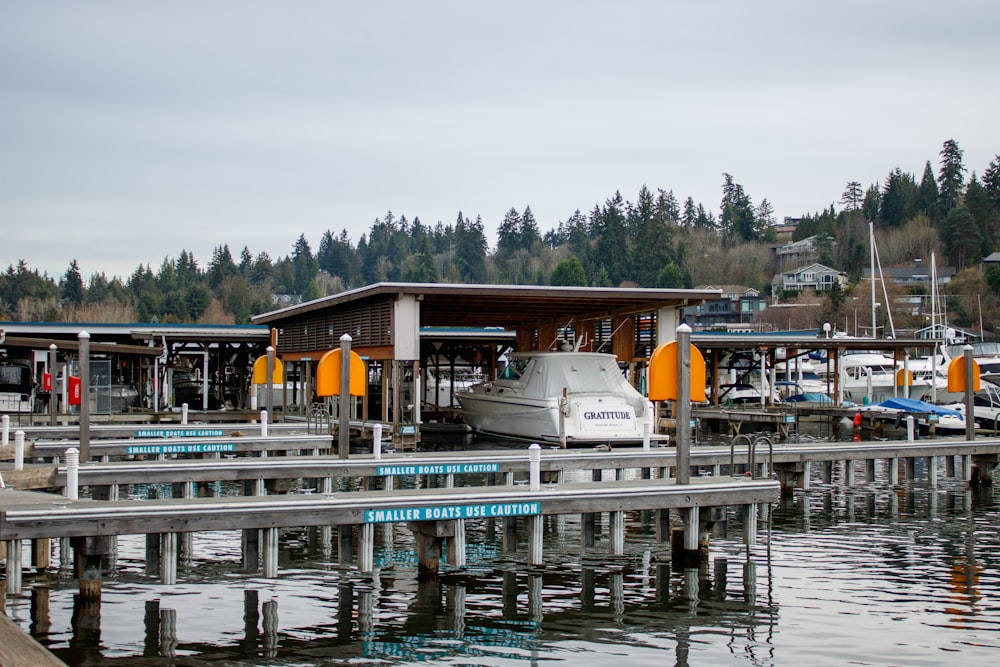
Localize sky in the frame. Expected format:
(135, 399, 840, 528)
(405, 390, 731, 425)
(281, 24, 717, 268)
(2, 1, 999, 282)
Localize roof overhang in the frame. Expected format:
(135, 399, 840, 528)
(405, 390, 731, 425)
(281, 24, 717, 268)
(252, 282, 722, 329)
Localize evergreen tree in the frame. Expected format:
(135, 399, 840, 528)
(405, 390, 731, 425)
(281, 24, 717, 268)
(656, 262, 686, 288)
(983, 155, 1000, 209)
(550, 256, 587, 286)
(938, 139, 966, 216)
(519, 206, 542, 252)
(916, 161, 940, 223)
(291, 234, 317, 294)
(62, 259, 85, 305)
(239, 246, 254, 277)
(840, 181, 863, 211)
(403, 234, 439, 282)
(453, 212, 488, 283)
(593, 192, 628, 285)
(964, 174, 995, 255)
(878, 168, 917, 227)
(87, 272, 110, 304)
(861, 184, 881, 222)
(206, 244, 238, 289)
(941, 206, 981, 267)
(720, 173, 757, 242)
(681, 197, 697, 228)
(631, 185, 673, 286)
(250, 251, 273, 286)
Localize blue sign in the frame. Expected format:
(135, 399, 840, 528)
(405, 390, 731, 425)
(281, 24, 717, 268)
(126, 443, 237, 455)
(135, 429, 226, 438)
(365, 501, 540, 523)
(376, 463, 500, 476)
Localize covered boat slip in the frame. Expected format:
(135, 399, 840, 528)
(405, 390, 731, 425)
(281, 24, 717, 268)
(0, 322, 271, 421)
(691, 333, 937, 408)
(252, 283, 720, 442)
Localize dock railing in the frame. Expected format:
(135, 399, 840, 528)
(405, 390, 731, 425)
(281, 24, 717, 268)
(730, 434, 774, 479)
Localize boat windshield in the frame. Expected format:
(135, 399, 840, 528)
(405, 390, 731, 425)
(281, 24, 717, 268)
(499, 358, 530, 380)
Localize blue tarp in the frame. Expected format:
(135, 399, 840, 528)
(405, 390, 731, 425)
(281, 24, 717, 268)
(875, 397, 962, 417)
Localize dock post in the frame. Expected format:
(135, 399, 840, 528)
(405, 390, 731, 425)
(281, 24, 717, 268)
(656, 509, 670, 542)
(528, 515, 543, 565)
(502, 516, 517, 552)
(71, 536, 109, 600)
(946, 455, 956, 477)
(78, 331, 90, 462)
(145, 533, 160, 577)
(743, 504, 758, 545)
(888, 458, 899, 485)
(675, 324, 692, 485)
(582, 512, 596, 548)
(866, 459, 876, 483)
(844, 460, 856, 487)
(1, 414, 7, 445)
(13, 430, 23, 470)
(31, 538, 51, 572)
(339, 525, 354, 563)
(964, 345, 976, 441)
(529, 444, 541, 490)
(610, 510, 625, 555)
(445, 519, 466, 568)
(65, 447, 79, 499)
(928, 456, 938, 486)
(262, 527, 279, 578)
(338, 334, 352, 460)
(160, 532, 177, 585)
(242, 525, 259, 572)
(357, 524, 373, 572)
(4, 540, 22, 594)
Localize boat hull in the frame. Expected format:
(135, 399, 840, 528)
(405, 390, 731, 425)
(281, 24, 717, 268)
(457, 392, 653, 444)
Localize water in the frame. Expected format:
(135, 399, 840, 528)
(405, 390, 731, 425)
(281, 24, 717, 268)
(4, 442, 1000, 666)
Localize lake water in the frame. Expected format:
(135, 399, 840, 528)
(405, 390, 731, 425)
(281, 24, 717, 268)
(3, 439, 999, 666)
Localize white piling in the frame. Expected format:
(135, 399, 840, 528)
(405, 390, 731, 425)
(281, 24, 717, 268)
(1, 414, 9, 445)
(260, 410, 269, 438)
(529, 443, 541, 491)
(642, 420, 651, 451)
(373, 423, 383, 460)
(181, 403, 189, 424)
(65, 447, 79, 500)
(14, 430, 24, 470)
(906, 415, 915, 442)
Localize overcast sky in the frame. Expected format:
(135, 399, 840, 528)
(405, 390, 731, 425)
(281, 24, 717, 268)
(2, 1, 998, 282)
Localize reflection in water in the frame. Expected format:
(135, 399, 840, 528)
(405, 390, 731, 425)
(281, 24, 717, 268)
(5, 474, 1000, 665)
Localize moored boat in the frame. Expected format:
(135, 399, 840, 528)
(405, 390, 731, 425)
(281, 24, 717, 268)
(455, 351, 656, 445)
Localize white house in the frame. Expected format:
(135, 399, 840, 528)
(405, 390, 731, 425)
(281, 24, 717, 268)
(772, 262, 847, 293)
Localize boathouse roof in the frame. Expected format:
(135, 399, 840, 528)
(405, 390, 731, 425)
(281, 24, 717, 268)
(252, 282, 721, 329)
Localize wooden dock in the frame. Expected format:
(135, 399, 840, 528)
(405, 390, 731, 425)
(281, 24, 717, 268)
(0, 612, 67, 667)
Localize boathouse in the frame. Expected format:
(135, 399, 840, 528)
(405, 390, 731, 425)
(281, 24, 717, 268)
(251, 282, 721, 436)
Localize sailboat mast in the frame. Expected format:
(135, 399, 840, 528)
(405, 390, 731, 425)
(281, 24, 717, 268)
(931, 252, 938, 403)
(870, 221, 876, 338)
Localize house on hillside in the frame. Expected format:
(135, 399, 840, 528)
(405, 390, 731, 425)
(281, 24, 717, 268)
(771, 263, 847, 293)
(773, 235, 821, 270)
(683, 285, 767, 329)
(861, 258, 956, 288)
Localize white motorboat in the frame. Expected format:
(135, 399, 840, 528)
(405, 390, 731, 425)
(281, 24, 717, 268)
(455, 351, 656, 445)
(819, 353, 930, 404)
(422, 369, 485, 409)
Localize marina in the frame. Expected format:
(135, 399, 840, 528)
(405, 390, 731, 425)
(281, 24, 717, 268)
(3, 284, 1000, 666)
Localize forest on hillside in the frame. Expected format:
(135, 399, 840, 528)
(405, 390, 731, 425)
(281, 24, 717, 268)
(3, 140, 999, 335)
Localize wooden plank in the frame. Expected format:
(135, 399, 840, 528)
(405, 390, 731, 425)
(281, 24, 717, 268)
(0, 477, 780, 540)
(0, 465, 58, 489)
(0, 613, 67, 667)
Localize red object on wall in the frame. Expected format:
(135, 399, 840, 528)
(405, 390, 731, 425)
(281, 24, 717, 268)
(68, 376, 81, 405)
(43, 372, 52, 392)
